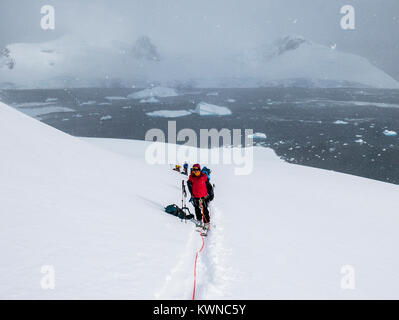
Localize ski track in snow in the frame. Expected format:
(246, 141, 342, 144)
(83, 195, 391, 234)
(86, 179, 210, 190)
(154, 225, 197, 299)
(155, 175, 233, 300)
(195, 205, 232, 299)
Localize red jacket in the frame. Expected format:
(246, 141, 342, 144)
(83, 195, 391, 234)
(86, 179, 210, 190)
(188, 172, 209, 198)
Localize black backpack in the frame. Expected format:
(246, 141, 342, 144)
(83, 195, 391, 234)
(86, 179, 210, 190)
(164, 204, 194, 220)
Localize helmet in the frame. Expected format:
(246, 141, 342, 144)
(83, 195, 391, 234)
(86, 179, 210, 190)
(192, 164, 201, 176)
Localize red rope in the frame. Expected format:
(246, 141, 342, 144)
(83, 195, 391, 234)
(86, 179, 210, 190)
(192, 199, 208, 300)
(192, 230, 205, 300)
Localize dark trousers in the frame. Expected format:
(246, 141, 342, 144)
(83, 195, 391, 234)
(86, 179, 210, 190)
(192, 198, 210, 223)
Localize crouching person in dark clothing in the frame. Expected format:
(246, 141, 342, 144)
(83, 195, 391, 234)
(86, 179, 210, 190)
(187, 164, 214, 226)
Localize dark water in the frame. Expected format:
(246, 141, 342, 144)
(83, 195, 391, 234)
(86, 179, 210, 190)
(1, 87, 399, 184)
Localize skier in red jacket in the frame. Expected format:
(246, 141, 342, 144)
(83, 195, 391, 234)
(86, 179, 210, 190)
(187, 164, 214, 225)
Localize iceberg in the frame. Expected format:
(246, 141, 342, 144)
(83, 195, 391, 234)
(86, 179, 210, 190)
(80, 101, 97, 106)
(193, 102, 232, 116)
(146, 110, 192, 118)
(16, 106, 75, 118)
(140, 97, 160, 103)
(248, 132, 267, 139)
(333, 120, 349, 125)
(128, 87, 178, 99)
(383, 130, 398, 137)
(105, 96, 127, 101)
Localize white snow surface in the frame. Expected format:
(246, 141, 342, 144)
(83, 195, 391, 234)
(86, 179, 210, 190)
(1, 101, 399, 299)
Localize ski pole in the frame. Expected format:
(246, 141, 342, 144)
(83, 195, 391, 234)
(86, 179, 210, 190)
(182, 180, 188, 222)
(182, 180, 185, 207)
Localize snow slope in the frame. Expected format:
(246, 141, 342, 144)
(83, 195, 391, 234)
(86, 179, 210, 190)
(1, 101, 399, 299)
(0, 101, 194, 299)
(89, 140, 399, 300)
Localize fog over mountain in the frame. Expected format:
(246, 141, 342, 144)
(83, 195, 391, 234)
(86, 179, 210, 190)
(0, 0, 398, 87)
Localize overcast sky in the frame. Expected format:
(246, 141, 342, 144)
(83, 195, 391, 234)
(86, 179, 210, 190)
(1, 0, 398, 80)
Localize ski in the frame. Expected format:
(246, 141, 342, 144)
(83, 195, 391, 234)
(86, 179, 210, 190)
(195, 222, 211, 236)
(195, 222, 215, 230)
(199, 227, 209, 236)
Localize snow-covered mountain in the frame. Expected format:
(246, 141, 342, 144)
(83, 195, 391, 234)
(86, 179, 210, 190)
(131, 36, 161, 62)
(0, 48, 15, 70)
(1, 34, 398, 89)
(236, 35, 399, 88)
(1, 101, 399, 299)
